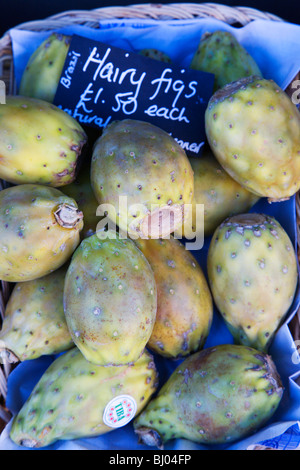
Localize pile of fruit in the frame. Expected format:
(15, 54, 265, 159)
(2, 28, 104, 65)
(0, 29, 299, 449)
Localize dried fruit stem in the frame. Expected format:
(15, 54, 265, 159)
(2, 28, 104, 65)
(135, 426, 164, 449)
(54, 203, 83, 229)
(0, 347, 19, 364)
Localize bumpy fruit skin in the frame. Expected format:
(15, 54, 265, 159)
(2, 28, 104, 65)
(62, 162, 100, 239)
(190, 30, 262, 91)
(139, 48, 172, 63)
(207, 213, 298, 352)
(10, 347, 158, 448)
(63, 231, 157, 366)
(19, 33, 71, 103)
(205, 76, 300, 201)
(0, 95, 87, 187)
(135, 236, 213, 359)
(0, 184, 83, 282)
(91, 119, 194, 239)
(134, 344, 283, 448)
(180, 148, 259, 238)
(0, 266, 73, 362)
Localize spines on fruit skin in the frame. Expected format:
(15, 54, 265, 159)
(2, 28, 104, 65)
(207, 213, 298, 352)
(19, 33, 71, 103)
(90, 119, 194, 239)
(0, 95, 87, 187)
(9, 348, 159, 448)
(205, 76, 300, 201)
(134, 236, 213, 359)
(0, 184, 83, 282)
(134, 344, 284, 448)
(190, 30, 262, 91)
(0, 265, 73, 362)
(63, 231, 157, 366)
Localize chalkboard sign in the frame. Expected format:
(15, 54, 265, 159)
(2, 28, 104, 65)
(53, 34, 215, 156)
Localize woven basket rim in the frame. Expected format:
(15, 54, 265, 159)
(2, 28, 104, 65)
(0, 2, 286, 95)
(0, 2, 298, 439)
(0, 2, 285, 38)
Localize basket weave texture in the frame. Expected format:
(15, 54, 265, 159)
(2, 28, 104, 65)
(0, 2, 298, 438)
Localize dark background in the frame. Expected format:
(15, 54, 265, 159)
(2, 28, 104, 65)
(0, 0, 299, 37)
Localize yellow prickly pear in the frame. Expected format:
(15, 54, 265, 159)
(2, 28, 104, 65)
(134, 344, 283, 448)
(63, 231, 157, 366)
(91, 119, 194, 239)
(10, 348, 158, 448)
(180, 147, 259, 238)
(207, 213, 298, 351)
(205, 76, 300, 201)
(19, 33, 71, 103)
(135, 236, 213, 359)
(0, 265, 73, 362)
(0, 95, 87, 187)
(190, 30, 262, 91)
(0, 184, 83, 282)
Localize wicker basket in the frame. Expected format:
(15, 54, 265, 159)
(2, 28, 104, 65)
(0, 2, 299, 446)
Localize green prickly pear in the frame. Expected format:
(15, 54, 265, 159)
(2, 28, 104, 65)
(134, 344, 284, 448)
(91, 119, 194, 239)
(0, 95, 87, 187)
(62, 162, 101, 239)
(0, 265, 73, 362)
(205, 76, 300, 201)
(179, 147, 259, 238)
(10, 347, 158, 448)
(134, 236, 213, 359)
(207, 213, 298, 352)
(0, 184, 83, 282)
(19, 33, 71, 103)
(139, 48, 172, 63)
(190, 30, 262, 91)
(63, 231, 157, 366)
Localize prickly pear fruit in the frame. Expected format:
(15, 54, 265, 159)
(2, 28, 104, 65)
(205, 76, 300, 201)
(63, 231, 157, 366)
(0, 266, 73, 363)
(0, 184, 83, 282)
(207, 213, 298, 352)
(134, 344, 283, 447)
(0, 95, 87, 187)
(10, 347, 158, 448)
(180, 148, 259, 238)
(139, 48, 172, 63)
(19, 33, 71, 103)
(91, 119, 194, 239)
(134, 236, 213, 359)
(62, 162, 100, 239)
(190, 30, 262, 91)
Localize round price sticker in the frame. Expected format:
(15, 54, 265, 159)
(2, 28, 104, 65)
(103, 395, 137, 428)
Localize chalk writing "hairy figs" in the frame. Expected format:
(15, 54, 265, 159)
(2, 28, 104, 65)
(54, 35, 214, 156)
